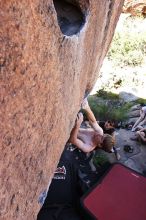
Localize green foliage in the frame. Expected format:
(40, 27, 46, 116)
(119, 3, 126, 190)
(93, 153, 109, 167)
(88, 94, 129, 122)
(107, 17, 146, 67)
(96, 89, 119, 100)
(92, 104, 109, 121)
(87, 96, 101, 119)
(110, 106, 128, 122)
(133, 98, 146, 105)
(88, 93, 146, 123)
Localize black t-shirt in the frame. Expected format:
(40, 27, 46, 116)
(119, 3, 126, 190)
(37, 146, 83, 220)
(43, 150, 79, 205)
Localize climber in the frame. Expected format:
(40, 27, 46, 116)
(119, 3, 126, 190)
(132, 104, 146, 132)
(69, 99, 115, 153)
(131, 127, 146, 144)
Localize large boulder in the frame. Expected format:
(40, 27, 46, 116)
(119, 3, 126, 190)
(128, 109, 140, 118)
(0, 0, 124, 219)
(119, 91, 138, 102)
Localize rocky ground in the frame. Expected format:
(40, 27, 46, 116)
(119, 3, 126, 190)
(105, 128, 146, 173)
(97, 104, 146, 174)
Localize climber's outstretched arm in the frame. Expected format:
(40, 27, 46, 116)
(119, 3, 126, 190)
(82, 99, 103, 136)
(69, 113, 95, 153)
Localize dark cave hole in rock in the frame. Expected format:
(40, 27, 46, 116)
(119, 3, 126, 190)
(53, 0, 86, 36)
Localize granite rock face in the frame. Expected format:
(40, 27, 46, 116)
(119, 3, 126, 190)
(0, 0, 124, 219)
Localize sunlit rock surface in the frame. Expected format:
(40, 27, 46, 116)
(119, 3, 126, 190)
(0, 0, 124, 219)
